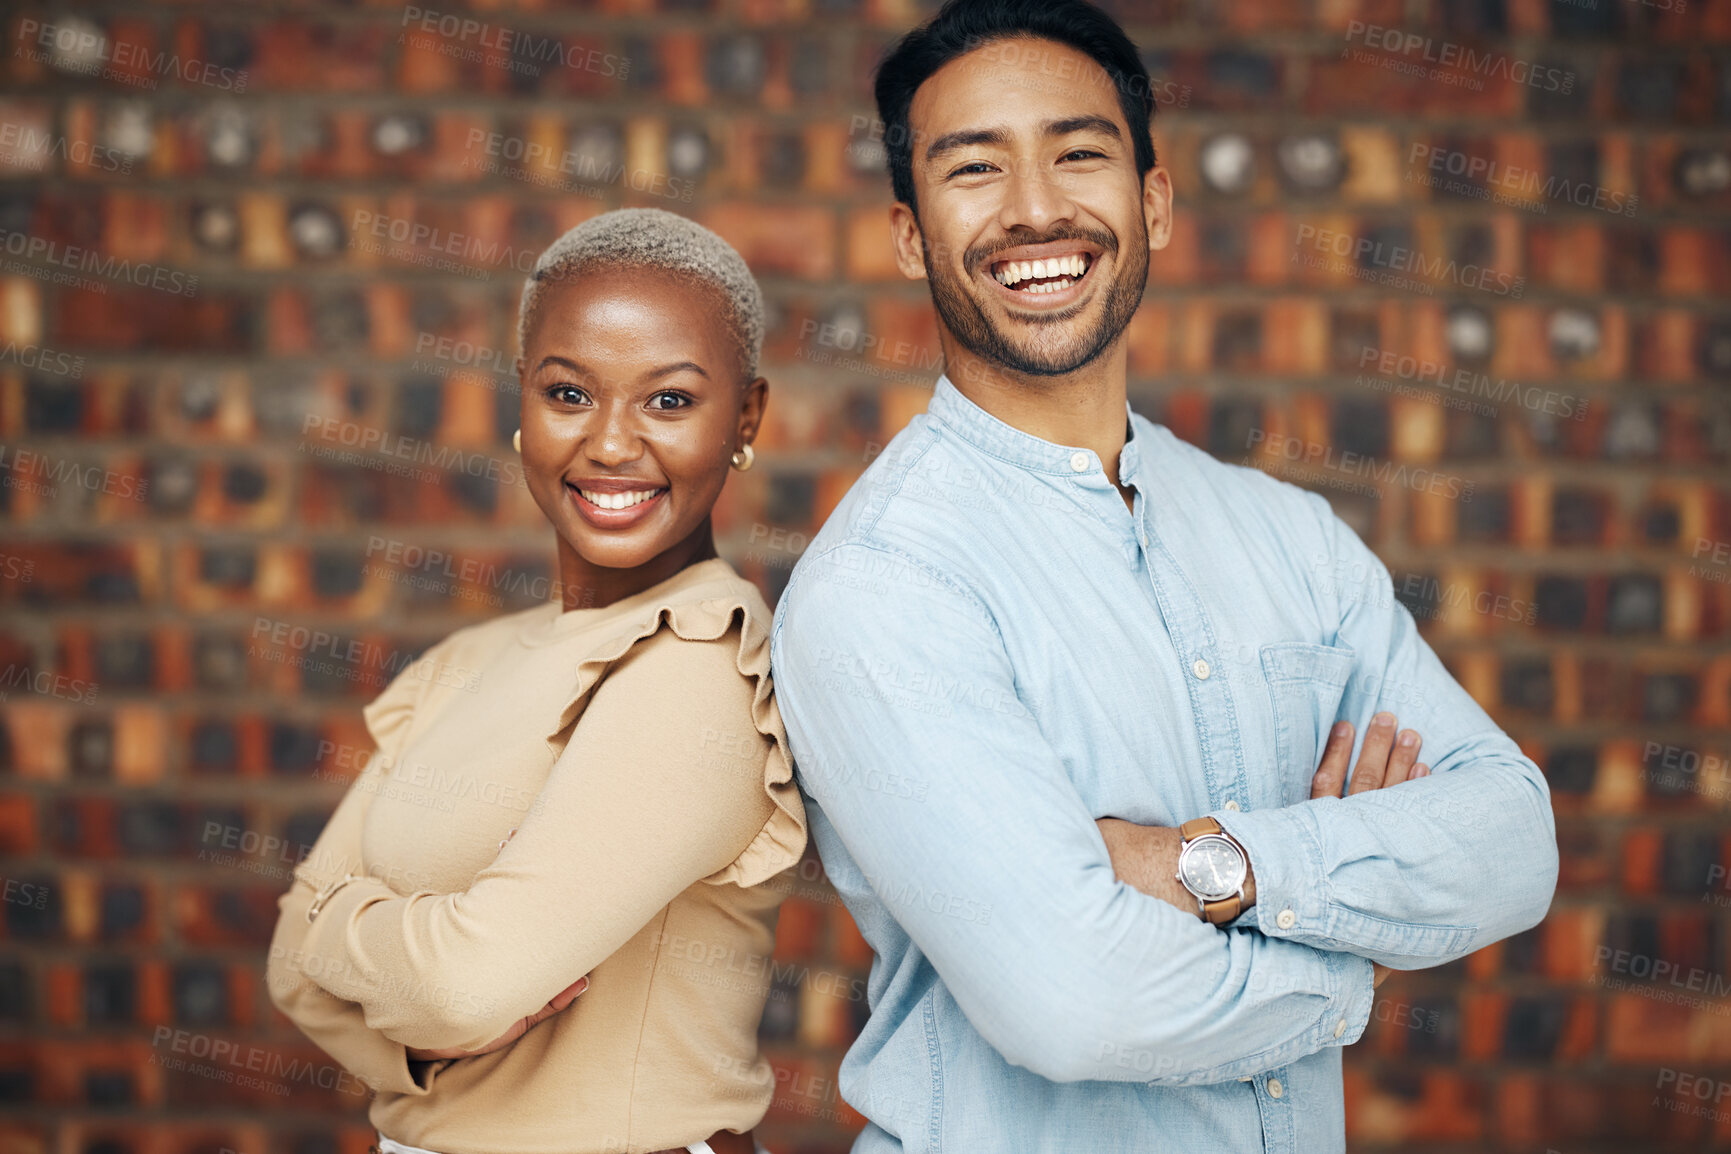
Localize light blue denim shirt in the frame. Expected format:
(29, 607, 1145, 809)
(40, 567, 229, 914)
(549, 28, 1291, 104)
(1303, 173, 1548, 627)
(768, 373, 1558, 1153)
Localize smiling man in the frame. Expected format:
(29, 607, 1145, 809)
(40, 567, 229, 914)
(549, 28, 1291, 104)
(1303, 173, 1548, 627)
(767, 1, 1559, 1151)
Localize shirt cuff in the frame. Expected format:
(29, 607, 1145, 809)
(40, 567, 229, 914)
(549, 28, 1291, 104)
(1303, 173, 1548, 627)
(1322, 947, 1376, 1048)
(1212, 802, 1330, 941)
(299, 875, 396, 991)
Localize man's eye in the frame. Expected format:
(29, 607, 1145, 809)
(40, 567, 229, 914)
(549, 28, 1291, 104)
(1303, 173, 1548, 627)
(1062, 149, 1106, 162)
(546, 384, 589, 405)
(951, 162, 997, 177)
(648, 391, 692, 411)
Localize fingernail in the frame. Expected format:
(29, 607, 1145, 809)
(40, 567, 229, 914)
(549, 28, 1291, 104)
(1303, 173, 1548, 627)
(1373, 712, 1395, 728)
(1398, 731, 1417, 747)
(1331, 721, 1351, 739)
(1413, 765, 1429, 778)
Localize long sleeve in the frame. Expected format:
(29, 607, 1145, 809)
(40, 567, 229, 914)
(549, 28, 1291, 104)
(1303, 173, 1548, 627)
(1215, 492, 1560, 969)
(265, 655, 438, 1096)
(771, 543, 1375, 1087)
(295, 627, 779, 1054)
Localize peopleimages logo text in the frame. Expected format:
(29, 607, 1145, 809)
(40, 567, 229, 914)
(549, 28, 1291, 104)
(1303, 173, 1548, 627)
(1343, 21, 1573, 93)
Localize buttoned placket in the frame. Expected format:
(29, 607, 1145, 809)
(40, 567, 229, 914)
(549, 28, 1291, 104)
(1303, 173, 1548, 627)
(1112, 436, 1299, 1149)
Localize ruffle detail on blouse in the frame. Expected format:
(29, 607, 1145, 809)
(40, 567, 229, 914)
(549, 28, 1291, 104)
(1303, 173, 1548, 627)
(540, 579, 807, 891)
(360, 639, 446, 767)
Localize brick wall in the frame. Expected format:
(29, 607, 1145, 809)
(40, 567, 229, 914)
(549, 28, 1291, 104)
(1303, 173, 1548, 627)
(0, 0, 1728, 1151)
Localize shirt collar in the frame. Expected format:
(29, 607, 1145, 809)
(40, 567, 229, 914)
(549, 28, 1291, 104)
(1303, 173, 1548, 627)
(927, 371, 1143, 484)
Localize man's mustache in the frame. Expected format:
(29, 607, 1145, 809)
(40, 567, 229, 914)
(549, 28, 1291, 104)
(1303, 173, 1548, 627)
(966, 227, 1119, 273)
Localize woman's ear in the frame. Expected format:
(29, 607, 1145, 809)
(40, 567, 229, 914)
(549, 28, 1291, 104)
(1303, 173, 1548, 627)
(737, 376, 769, 446)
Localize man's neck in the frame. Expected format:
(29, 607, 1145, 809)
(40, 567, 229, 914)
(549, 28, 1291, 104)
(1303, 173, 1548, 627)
(942, 340, 1134, 497)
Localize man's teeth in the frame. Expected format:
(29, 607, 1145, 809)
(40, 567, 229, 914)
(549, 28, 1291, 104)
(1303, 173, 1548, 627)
(992, 253, 1092, 291)
(577, 488, 662, 510)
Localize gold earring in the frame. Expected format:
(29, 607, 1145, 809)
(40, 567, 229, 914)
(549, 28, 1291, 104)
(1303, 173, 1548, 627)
(730, 444, 755, 472)
(512, 429, 521, 453)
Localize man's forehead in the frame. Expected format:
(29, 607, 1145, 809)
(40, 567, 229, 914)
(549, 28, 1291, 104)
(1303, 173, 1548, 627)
(910, 38, 1125, 143)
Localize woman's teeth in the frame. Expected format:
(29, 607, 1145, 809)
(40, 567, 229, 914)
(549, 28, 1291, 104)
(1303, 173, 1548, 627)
(577, 488, 662, 510)
(992, 253, 1092, 293)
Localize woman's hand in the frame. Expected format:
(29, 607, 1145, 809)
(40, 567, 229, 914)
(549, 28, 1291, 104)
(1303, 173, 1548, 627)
(406, 974, 590, 1062)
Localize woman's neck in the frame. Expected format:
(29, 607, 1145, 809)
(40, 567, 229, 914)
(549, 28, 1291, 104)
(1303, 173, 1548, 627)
(554, 522, 719, 611)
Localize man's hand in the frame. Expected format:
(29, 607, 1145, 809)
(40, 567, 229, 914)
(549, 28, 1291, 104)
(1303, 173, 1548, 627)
(1096, 712, 1429, 918)
(406, 975, 589, 1061)
(1315, 715, 1420, 991)
(1311, 712, 1428, 799)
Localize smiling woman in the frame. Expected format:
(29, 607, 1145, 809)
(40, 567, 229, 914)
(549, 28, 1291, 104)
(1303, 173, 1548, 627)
(266, 209, 799, 1154)
(512, 209, 768, 601)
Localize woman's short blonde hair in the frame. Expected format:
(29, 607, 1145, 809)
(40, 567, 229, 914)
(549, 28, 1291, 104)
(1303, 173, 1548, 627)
(516, 208, 765, 381)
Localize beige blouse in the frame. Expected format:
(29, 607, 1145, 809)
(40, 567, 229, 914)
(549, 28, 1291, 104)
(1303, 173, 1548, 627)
(265, 557, 807, 1154)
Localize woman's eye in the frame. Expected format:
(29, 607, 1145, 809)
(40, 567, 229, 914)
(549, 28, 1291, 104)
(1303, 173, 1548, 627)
(648, 391, 692, 411)
(546, 384, 589, 405)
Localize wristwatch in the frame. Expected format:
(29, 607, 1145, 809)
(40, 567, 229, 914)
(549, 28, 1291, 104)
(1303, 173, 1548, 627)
(1175, 817, 1256, 925)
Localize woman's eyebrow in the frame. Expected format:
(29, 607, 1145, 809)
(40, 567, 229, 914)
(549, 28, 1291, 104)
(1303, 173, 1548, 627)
(532, 355, 710, 381)
(646, 361, 710, 380)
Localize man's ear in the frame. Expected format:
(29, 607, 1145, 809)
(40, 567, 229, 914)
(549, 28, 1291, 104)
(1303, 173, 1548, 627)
(888, 202, 929, 281)
(1142, 163, 1174, 254)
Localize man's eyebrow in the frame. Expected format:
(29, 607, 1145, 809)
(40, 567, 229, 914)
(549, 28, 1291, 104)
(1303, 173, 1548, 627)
(925, 126, 1011, 163)
(1044, 115, 1122, 142)
(922, 116, 1123, 163)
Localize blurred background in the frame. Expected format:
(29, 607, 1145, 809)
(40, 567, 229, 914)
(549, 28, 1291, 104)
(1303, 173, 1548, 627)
(1, 0, 1729, 1152)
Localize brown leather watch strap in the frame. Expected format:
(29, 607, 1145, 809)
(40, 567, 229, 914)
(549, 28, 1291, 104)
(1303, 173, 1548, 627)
(1179, 815, 1222, 840)
(1201, 893, 1242, 924)
(1179, 816, 1255, 925)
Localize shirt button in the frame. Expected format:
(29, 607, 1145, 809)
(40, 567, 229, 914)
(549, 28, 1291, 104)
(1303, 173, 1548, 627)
(1276, 908, 1297, 930)
(1069, 451, 1090, 472)
(1192, 658, 1211, 680)
(1267, 1078, 1284, 1099)
(1223, 798, 1240, 811)
(1334, 1018, 1347, 1039)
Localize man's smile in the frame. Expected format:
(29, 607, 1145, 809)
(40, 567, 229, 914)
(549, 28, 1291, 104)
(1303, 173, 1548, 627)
(976, 237, 1109, 311)
(991, 251, 1093, 293)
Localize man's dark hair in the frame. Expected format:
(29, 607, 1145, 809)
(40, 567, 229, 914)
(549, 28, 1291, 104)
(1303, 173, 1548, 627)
(873, 0, 1158, 213)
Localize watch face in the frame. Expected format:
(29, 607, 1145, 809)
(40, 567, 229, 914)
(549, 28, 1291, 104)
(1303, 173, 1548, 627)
(1180, 835, 1246, 902)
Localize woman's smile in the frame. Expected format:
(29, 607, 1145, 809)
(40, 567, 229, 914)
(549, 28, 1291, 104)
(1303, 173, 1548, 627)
(564, 476, 670, 528)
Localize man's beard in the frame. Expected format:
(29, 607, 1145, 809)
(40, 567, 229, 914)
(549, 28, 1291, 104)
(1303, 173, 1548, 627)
(921, 221, 1149, 378)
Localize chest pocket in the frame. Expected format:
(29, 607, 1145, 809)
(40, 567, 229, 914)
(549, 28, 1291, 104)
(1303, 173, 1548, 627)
(1260, 642, 1356, 807)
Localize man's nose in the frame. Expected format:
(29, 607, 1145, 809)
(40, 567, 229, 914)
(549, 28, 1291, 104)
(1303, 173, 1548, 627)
(997, 157, 1076, 233)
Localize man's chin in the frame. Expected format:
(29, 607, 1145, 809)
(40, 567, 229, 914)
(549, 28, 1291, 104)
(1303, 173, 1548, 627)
(971, 318, 1114, 377)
